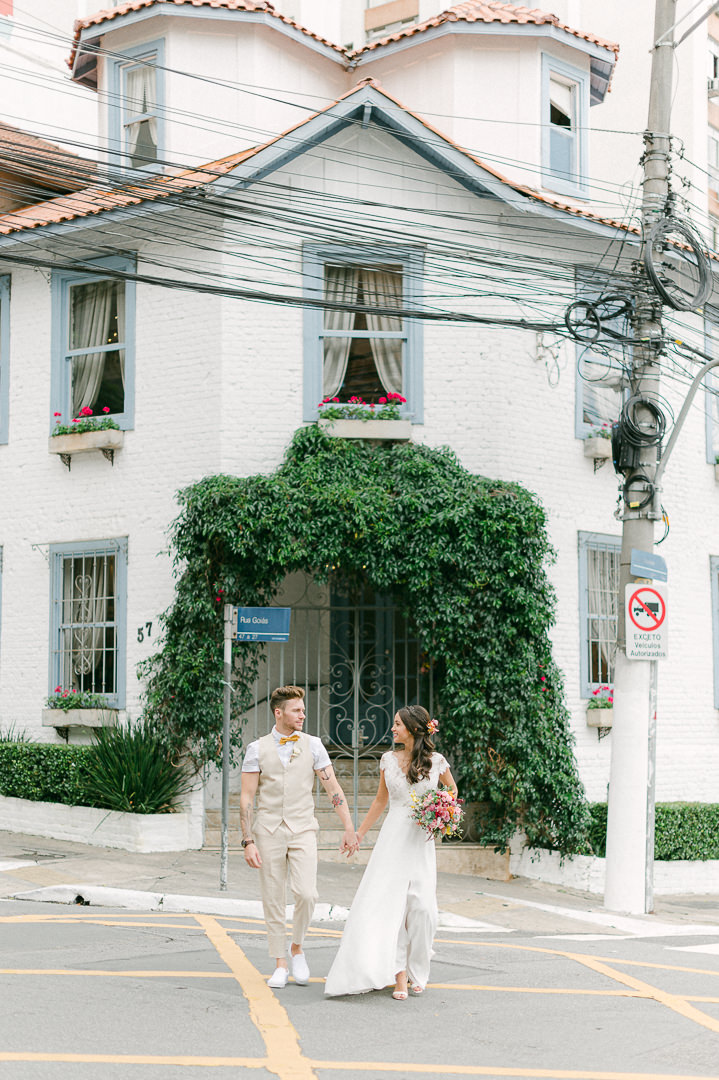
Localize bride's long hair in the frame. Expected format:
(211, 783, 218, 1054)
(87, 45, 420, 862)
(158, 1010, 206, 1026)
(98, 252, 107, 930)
(397, 704, 435, 784)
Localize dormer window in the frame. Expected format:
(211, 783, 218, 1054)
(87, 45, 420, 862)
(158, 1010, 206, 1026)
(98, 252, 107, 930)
(122, 55, 159, 169)
(542, 55, 588, 199)
(108, 40, 164, 172)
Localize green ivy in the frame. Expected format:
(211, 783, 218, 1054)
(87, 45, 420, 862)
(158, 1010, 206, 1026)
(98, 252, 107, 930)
(588, 802, 719, 860)
(140, 426, 591, 853)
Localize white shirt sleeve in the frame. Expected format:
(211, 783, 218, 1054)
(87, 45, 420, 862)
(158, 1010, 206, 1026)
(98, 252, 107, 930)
(310, 736, 331, 772)
(241, 739, 261, 772)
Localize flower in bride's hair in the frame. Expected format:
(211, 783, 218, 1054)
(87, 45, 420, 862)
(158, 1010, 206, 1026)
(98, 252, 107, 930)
(427, 717, 439, 735)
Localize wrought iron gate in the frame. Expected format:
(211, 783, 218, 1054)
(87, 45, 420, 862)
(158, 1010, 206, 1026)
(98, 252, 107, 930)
(239, 577, 433, 827)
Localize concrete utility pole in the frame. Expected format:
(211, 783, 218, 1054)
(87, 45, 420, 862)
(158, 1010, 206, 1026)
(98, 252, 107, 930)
(603, 0, 676, 915)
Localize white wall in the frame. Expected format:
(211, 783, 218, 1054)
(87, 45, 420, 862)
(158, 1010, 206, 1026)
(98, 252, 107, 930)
(0, 0, 96, 152)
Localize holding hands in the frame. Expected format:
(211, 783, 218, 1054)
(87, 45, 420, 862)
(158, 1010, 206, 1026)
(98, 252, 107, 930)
(340, 830, 360, 856)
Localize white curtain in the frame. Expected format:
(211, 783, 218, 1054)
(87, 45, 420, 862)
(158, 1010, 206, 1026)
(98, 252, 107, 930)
(323, 265, 359, 397)
(364, 268, 403, 395)
(64, 556, 112, 692)
(587, 547, 617, 682)
(71, 282, 117, 414)
(116, 285, 126, 389)
(125, 64, 158, 165)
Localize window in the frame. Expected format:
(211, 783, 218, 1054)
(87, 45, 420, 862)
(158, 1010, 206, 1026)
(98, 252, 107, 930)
(705, 317, 719, 463)
(578, 531, 620, 696)
(0, 275, 8, 444)
(303, 247, 423, 421)
(711, 557, 719, 708)
(574, 276, 629, 439)
(542, 55, 588, 198)
(51, 257, 135, 430)
(709, 39, 719, 81)
(108, 40, 164, 171)
(49, 539, 127, 708)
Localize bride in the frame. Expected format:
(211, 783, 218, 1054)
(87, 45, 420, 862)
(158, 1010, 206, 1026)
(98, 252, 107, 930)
(324, 704, 457, 999)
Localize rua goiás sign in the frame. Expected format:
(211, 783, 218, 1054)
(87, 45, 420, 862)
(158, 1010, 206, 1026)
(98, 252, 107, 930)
(625, 583, 667, 660)
(234, 607, 290, 643)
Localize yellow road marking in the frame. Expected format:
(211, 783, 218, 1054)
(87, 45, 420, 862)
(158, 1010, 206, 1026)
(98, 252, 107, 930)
(566, 951, 719, 1035)
(435, 937, 719, 979)
(0, 1055, 715, 1079)
(15, 969, 225, 983)
(309, 1065, 719, 1079)
(195, 913, 316, 1080)
(3, 966, 718, 1006)
(0, 1052, 268, 1067)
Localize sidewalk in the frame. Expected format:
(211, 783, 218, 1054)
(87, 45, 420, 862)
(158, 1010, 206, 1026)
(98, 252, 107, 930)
(2, 829, 718, 935)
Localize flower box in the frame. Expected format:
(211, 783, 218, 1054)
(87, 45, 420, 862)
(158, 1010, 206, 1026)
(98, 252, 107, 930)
(49, 428, 124, 466)
(42, 708, 123, 729)
(583, 437, 612, 460)
(318, 418, 412, 441)
(586, 706, 612, 728)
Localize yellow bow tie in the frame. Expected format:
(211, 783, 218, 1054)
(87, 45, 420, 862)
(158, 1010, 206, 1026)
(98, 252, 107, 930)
(279, 734, 300, 745)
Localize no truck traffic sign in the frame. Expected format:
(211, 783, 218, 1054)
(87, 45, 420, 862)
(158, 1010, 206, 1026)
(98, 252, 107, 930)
(625, 583, 667, 660)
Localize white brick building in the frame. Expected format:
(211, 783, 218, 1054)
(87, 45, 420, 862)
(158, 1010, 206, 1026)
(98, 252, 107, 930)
(0, 1, 717, 831)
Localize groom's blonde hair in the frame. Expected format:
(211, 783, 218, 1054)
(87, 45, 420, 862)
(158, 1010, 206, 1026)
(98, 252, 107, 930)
(270, 685, 305, 714)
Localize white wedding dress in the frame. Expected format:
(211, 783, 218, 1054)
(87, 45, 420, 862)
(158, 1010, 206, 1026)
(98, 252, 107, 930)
(324, 750, 450, 996)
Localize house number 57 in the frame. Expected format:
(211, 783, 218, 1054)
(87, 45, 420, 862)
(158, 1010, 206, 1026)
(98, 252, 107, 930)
(137, 622, 153, 643)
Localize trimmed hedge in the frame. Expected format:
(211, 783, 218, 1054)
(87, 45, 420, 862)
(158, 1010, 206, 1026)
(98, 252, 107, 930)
(0, 743, 92, 806)
(588, 802, 719, 861)
(0, 728, 191, 815)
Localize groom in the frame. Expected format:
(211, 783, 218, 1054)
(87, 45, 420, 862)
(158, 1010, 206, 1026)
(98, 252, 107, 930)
(239, 684, 358, 988)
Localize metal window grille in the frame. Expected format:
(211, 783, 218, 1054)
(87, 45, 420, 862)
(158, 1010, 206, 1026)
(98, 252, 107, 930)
(54, 550, 117, 695)
(585, 541, 619, 686)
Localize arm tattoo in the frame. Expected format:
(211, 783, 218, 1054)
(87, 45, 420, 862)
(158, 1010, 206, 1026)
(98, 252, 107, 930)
(240, 805, 253, 840)
(331, 792, 344, 808)
(318, 767, 332, 781)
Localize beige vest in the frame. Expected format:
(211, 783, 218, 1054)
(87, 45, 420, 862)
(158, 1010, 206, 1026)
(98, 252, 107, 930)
(255, 732, 319, 834)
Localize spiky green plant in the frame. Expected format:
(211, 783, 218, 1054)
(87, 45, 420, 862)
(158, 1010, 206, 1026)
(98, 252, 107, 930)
(84, 719, 193, 814)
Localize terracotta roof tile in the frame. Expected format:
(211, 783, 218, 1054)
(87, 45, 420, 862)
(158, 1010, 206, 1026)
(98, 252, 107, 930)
(351, 1, 618, 58)
(70, 0, 345, 70)
(0, 78, 631, 239)
(0, 121, 93, 192)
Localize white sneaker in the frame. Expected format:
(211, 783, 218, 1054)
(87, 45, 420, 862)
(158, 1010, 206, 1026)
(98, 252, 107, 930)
(290, 951, 310, 985)
(267, 966, 289, 989)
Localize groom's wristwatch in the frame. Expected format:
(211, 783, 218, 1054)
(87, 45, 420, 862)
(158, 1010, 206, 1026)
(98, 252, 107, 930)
(241, 838, 256, 848)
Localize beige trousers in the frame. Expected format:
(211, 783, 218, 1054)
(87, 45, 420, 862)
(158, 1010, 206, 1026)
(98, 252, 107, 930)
(255, 821, 318, 959)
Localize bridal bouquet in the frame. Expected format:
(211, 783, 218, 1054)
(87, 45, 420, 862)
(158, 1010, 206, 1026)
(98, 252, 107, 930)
(410, 787, 464, 840)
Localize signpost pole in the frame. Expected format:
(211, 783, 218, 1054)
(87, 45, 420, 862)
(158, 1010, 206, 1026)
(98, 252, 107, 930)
(605, 0, 675, 915)
(220, 603, 233, 892)
(645, 660, 659, 913)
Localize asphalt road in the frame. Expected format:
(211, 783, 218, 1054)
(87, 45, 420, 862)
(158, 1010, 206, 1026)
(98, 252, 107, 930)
(3, 895, 719, 1080)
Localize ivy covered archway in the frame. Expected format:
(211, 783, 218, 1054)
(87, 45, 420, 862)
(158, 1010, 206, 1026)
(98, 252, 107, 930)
(141, 426, 590, 853)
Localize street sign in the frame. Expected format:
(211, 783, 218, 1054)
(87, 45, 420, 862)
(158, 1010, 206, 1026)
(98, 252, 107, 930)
(625, 583, 667, 660)
(234, 606, 290, 642)
(630, 548, 668, 582)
